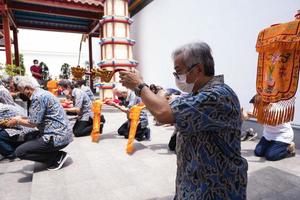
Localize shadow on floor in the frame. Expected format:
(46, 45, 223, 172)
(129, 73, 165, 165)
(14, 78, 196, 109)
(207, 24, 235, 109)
(18, 175, 32, 183)
(146, 195, 174, 200)
(147, 143, 175, 155)
(99, 132, 122, 140)
(248, 166, 300, 200)
(3, 163, 35, 183)
(34, 157, 73, 173)
(241, 148, 267, 163)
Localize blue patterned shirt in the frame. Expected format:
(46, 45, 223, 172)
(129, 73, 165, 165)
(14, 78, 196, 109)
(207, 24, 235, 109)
(0, 85, 15, 105)
(170, 75, 248, 200)
(72, 88, 92, 121)
(81, 85, 94, 101)
(0, 103, 37, 138)
(29, 88, 73, 147)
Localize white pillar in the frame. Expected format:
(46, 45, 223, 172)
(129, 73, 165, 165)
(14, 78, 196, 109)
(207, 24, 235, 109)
(100, 0, 138, 98)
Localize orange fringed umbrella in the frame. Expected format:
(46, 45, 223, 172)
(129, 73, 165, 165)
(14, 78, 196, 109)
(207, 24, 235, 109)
(254, 11, 300, 125)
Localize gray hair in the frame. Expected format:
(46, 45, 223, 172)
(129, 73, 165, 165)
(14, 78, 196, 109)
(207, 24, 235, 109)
(17, 77, 38, 90)
(1, 74, 12, 83)
(13, 76, 24, 86)
(172, 42, 215, 76)
(114, 85, 128, 93)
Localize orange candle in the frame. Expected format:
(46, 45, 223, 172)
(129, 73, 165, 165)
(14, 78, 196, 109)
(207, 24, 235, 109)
(126, 104, 145, 154)
(91, 100, 103, 143)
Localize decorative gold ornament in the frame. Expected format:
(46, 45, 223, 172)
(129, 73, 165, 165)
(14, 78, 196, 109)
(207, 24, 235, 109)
(91, 68, 125, 82)
(71, 66, 86, 80)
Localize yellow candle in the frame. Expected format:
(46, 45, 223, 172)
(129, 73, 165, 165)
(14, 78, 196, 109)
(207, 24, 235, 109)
(91, 100, 103, 143)
(126, 104, 145, 154)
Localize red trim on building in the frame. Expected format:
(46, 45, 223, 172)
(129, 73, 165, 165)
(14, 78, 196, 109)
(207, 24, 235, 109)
(101, 41, 134, 46)
(100, 18, 131, 25)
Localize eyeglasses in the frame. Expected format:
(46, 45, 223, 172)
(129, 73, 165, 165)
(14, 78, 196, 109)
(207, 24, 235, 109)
(173, 63, 199, 80)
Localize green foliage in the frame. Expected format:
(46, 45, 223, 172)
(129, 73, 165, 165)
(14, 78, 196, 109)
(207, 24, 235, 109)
(39, 61, 49, 80)
(9, 54, 25, 76)
(5, 63, 24, 76)
(59, 63, 71, 79)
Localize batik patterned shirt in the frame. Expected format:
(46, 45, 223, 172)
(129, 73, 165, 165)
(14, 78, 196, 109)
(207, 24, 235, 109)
(81, 85, 94, 102)
(170, 75, 248, 200)
(0, 103, 37, 137)
(29, 88, 73, 147)
(0, 85, 15, 105)
(72, 88, 92, 121)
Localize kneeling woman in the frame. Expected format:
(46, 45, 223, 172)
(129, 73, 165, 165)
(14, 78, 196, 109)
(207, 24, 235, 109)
(59, 80, 93, 137)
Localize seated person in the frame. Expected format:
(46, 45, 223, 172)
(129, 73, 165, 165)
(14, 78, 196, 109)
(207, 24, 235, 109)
(59, 80, 94, 137)
(6, 78, 72, 170)
(74, 80, 94, 102)
(0, 80, 15, 105)
(112, 86, 129, 106)
(244, 95, 296, 161)
(0, 103, 39, 160)
(106, 86, 150, 141)
(1, 77, 34, 116)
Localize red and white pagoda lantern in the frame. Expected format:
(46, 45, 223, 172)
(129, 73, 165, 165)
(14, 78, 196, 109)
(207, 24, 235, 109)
(99, 0, 138, 98)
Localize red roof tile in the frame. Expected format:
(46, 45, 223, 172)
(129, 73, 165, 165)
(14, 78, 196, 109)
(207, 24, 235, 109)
(66, 0, 103, 7)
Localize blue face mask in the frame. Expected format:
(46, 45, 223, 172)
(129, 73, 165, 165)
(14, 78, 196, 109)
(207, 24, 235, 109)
(175, 74, 194, 93)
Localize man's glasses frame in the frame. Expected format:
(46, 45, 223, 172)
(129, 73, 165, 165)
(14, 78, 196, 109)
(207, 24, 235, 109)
(173, 63, 199, 80)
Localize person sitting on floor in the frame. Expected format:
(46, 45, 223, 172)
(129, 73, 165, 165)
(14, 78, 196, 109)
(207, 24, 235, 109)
(6, 77, 72, 171)
(59, 80, 95, 137)
(106, 85, 150, 141)
(0, 102, 39, 161)
(112, 85, 129, 107)
(0, 80, 15, 105)
(74, 79, 94, 102)
(244, 95, 296, 161)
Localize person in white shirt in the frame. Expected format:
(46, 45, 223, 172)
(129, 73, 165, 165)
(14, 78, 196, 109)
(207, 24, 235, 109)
(245, 95, 296, 161)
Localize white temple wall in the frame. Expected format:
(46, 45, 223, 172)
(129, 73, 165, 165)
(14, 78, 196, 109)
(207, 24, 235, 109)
(130, 0, 300, 125)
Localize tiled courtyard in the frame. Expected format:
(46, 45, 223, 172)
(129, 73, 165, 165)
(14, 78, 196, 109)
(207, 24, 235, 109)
(1, 109, 300, 200)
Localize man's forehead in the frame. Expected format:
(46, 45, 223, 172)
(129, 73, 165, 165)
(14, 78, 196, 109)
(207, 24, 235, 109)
(174, 57, 185, 69)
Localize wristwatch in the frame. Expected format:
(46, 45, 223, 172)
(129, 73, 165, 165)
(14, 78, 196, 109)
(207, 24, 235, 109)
(134, 83, 149, 97)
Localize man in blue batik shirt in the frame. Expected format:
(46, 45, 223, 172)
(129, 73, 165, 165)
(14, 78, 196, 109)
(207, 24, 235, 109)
(58, 80, 93, 137)
(0, 80, 15, 105)
(0, 103, 39, 160)
(7, 78, 73, 171)
(119, 42, 248, 200)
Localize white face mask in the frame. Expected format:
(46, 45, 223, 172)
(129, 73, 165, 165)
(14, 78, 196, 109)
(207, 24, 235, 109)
(63, 90, 70, 96)
(175, 74, 194, 93)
